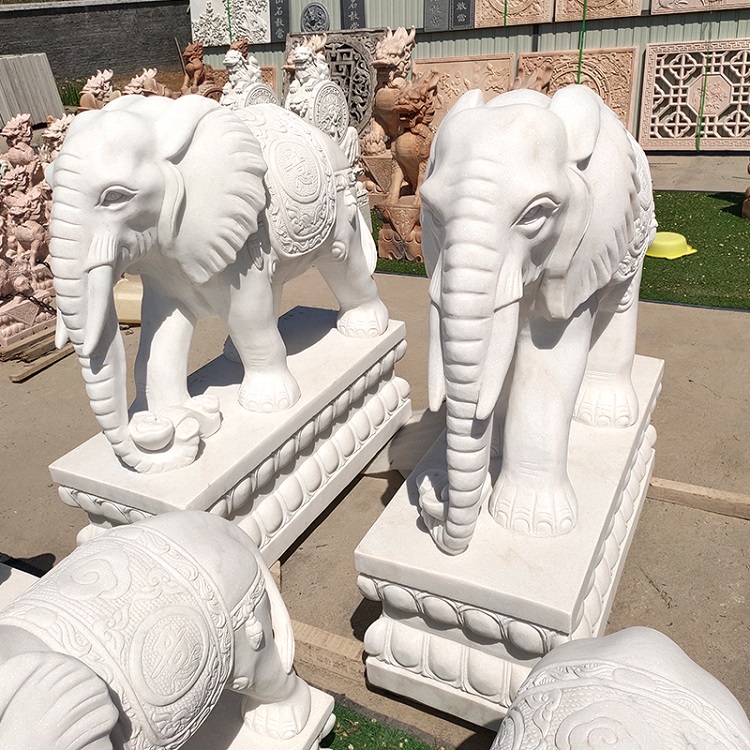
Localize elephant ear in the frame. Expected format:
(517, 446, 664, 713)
(154, 97, 269, 284)
(549, 85, 601, 167)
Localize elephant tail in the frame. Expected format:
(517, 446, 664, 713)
(0, 651, 118, 750)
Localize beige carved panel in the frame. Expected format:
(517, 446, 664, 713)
(412, 55, 514, 128)
(640, 40, 750, 151)
(652, 0, 750, 14)
(555, 0, 639, 22)
(261, 66, 277, 94)
(517, 48, 637, 131)
(475, 0, 553, 28)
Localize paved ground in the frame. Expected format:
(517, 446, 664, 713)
(1, 155, 749, 746)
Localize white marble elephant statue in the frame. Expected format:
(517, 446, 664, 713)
(0, 512, 315, 750)
(417, 85, 657, 554)
(47, 95, 387, 474)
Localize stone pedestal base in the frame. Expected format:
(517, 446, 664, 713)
(355, 356, 663, 729)
(376, 200, 423, 262)
(50, 307, 411, 563)
(184, 687, 335, 750)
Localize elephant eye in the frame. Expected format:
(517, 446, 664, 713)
(517, 198, 559, 230)
(100, 187, 135, 207)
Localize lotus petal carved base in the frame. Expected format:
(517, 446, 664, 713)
(355, 356, 663, 728)
(50, 306, 411, 563)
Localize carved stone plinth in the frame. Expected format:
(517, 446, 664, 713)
(0, 297, 55, 348)
(376, 201, 423, 262)
(640, 39, 750, 151)
(50, 307, 411, 564)
(356, 355, 662, 729)
(517, 48, 637, 130)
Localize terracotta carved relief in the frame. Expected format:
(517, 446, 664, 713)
(554, 0, 640, 22)
(640, 39, 750, 151)
(412, 54, 514, 129)
(475, 0, 554, 28)
(517, 48, 638, 130)
(652, 0, 750, 13)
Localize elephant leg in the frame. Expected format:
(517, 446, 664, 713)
(489, 298, 596, 536)
(231, 591, 311, 740)
(575, 269, 641, 427)
(316, 221, 388, 339)
(133, 278, 221, 439)
(224, 265, 301, 413)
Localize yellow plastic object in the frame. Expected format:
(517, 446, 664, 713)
(646, 231, 698, 260)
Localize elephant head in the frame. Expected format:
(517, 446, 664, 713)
(419, 85, 647, 554)
(47, 96, 268, 472)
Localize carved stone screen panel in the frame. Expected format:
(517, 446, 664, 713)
(412, 55, 514, 128)
(652, 0, 750, 14)
(285, 29, 384, 134)
(475, 0, 554, 28)
(517, 48, 638, 130)
(191, 0, 271, 45)
(640, 40, 750, 151)
(555, 0, 639, 22)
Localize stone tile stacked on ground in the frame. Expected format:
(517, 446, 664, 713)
(356, 356, 662, 728)
(640, 39, 750, 151)
(412, 54, 514, 128)
(50, 307, 411, 564)
(517, 48, 638, 130)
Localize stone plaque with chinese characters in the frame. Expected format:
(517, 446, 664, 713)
(652, 0, 750, 13)
(475, 0, 553, 28)
(452, 0, 475, 28)
(424, 0, 450, 30)
(555, 0, 639, 22)
(639, 39, 750, 150)
(517, 48, 638, 130)
(412, 54, 514, 128)
(269, 0, 290, 42)
(341, 0, 366, 29)
(191, 0, 271, 45)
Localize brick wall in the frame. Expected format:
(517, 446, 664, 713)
(0, 0, 191, 81)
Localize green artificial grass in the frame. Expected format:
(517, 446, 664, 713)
(642, 191, 750, 310)
(327, 704, 437, 750)
(373, 191, 750, 311)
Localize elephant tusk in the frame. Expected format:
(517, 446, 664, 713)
(54, 311, 69, 349)
(82, 264, 115, 358)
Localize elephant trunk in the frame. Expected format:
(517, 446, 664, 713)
(437, 229, 521, 553)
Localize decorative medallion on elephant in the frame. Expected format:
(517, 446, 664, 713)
(0, 512, 333, 750)
(47, 95, 388, 475)
(640, 39, 750, 151)
(517, 48, 638, 131)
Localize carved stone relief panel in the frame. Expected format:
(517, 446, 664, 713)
(261, 65, 277, 93)
(640, 39, 750, 151)
(412, 54, 514, 128)
(475, 0, 553, 29)
(652, 0, 750, 13)
(555, 0, 640, 22)
(517, 48, 638, 130)
(285, 30, 384, 134)
(191, 0, 271, 45)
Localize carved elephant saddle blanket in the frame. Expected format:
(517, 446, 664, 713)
(0, 525, 238, 750)
(237, 105, 337, 257)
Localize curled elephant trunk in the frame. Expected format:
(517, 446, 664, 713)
(424, 232, 521, 554)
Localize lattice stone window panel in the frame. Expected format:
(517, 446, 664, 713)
(285, 30, 384, 135)
(191, 0, 271, 45)
(517, 48, 637, 131)
(652, 0, 750, 14)
(412, 54, 514, 129)
(640, 39, 750, 151)
(475, 0, 553, 28)
(555, 0, 639, 23)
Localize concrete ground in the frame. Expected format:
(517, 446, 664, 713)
(1, 157, 749, 746)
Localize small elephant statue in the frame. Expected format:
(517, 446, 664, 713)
(0, 512, 317, 750)
(493, 627, 750, 749)
(418, 85, 657, 553)
(47, 95, 388, 474)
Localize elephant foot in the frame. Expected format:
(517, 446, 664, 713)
(337, 299, 389, 338)
(239, 365, 301, 413)
(489, 473, 577, 537)
(242, 677, 312, 740)
(125, 413, 201, 473)
(575, 372, 638, 427)
(159, 395, 222, 438)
